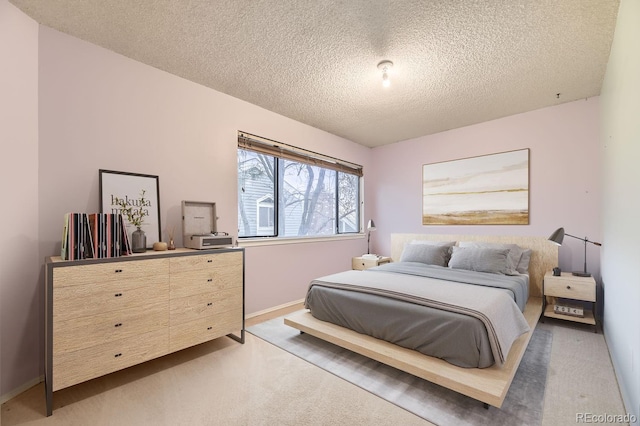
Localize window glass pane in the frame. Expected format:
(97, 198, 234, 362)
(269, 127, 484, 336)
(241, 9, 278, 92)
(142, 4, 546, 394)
(238, 149, 275, 237)
(338, 172, 359, 233)
(281, 159, 336, 237)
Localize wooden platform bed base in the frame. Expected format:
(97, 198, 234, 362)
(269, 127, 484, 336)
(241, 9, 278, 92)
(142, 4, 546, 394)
(285, 233, 557, 409)
(285, 296, 542, 409)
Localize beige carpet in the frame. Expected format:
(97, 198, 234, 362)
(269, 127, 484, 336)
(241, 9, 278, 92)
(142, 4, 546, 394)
(539, 322, 628, 425)
(1, 316, 628, 426)
(1, 333, 429, 425)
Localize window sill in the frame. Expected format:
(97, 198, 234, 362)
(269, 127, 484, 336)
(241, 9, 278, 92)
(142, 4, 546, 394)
(238, 233, 363, 247)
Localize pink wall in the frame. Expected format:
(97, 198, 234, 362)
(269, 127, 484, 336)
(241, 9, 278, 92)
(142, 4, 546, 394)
(0, 23, 372, 398)
(0, 0, 40, 398)
(37, 27, 372, 315)
(369, 98, 602, 279)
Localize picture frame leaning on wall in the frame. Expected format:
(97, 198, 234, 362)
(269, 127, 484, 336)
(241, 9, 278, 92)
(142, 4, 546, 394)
(99, 169, 161, 249)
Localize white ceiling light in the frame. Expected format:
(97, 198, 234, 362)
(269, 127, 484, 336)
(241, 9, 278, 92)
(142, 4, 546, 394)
(377, 60, 393, 88)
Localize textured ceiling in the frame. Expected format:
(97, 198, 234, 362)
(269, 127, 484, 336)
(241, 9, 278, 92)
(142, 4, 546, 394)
(10, 0, 619, 147)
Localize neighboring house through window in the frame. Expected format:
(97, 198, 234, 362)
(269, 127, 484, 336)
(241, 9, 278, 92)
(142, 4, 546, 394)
(256, 195, 274, 235)
(237, 132, 362, 239)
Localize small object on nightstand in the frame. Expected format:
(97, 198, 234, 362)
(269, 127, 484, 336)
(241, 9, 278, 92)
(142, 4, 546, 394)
(552, 267, 561, 276)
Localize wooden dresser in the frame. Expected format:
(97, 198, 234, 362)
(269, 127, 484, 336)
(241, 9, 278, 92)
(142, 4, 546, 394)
(44, 248, 244, 416)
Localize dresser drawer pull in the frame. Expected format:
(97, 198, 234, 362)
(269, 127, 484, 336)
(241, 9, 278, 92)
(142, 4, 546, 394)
(207, 259, 213, 263)
(207, 302, 213, 306)
(567, 285, 571, 289)
(115, 293, 123, 297)
(114, 323, 123, 328)
(115, 269, 123, 273)
(114, 353, 122, 358)
(207, 326, 213, 330)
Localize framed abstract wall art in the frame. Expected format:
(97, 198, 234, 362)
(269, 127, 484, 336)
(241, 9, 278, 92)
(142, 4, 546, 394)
(422, 149, 529, 225)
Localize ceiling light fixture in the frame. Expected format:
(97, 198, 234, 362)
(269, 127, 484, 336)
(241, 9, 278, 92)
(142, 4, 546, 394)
(377, 60, 393, 88)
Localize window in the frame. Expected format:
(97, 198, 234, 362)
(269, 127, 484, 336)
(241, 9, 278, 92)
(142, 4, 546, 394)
(237, 132, 362, 239)
(256, 195, 274, 234)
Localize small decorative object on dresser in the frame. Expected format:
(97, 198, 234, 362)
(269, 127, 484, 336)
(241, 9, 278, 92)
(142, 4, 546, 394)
(543, 271, 597, 332)
(153, 241, 168, 251)
(352, 255, 391, 270)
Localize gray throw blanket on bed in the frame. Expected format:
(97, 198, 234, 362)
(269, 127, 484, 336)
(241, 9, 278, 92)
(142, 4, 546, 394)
(306, 268, 530, 367)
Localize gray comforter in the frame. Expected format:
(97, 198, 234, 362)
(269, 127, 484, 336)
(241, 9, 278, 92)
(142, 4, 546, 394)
(304, 262, 530, 368)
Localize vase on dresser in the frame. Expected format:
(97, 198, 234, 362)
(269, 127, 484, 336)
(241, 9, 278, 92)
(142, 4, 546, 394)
(131, 227, 147, 253)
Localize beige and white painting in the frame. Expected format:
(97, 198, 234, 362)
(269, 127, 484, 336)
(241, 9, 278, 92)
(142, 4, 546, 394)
(422, 149, 529, 225)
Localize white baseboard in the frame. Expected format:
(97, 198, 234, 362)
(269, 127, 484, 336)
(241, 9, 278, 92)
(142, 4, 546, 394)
(1, 375, 43, 405)
(246, 299, 305, 319)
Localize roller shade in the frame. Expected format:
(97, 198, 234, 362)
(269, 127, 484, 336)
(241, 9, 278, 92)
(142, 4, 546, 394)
(238, 131, 363, 177)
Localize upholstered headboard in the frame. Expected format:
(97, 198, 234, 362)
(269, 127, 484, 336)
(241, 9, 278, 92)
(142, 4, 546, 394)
(390, 233, 558, 298)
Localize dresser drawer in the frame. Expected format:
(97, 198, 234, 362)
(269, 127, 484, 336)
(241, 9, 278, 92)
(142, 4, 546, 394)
(169, 251, 242, 274)
(169, 307, 242, 352)
(170, 266, 242, 299)
(53, 258, 170, 288)
(54, 278, 169, 321)
(545, 277, 596, 301)
(170, 287, 242, 326)
(53, 328, 168, 391)
(53, 301, 168, 354)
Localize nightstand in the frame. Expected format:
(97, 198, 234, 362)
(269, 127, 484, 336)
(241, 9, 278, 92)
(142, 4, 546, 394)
(352, 256, 392, 270)
(542, 271, 597, 332)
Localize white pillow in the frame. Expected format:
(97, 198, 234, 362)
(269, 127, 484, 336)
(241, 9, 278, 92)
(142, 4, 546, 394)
(458, 241, 523, 275)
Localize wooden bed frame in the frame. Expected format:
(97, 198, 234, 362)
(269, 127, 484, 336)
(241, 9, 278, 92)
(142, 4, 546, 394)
(285, 233, 557, 408)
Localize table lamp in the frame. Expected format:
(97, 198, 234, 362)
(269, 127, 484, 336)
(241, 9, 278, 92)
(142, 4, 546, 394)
(366, 219, 376, 255)
(548, 227, 601, 277)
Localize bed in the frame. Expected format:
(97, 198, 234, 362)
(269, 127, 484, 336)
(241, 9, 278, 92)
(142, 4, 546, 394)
(285, 233, 557, 408)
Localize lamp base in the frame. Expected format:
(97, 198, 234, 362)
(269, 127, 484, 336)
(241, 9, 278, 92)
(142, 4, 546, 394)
(572, 271, 592, 277)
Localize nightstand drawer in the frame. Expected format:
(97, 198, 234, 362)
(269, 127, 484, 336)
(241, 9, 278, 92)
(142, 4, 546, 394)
(352, 256, 392, 270)
(545, 277, 595, 301)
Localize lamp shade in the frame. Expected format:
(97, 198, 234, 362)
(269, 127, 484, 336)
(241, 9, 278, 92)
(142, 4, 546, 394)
(548, 227, 565, 246)
(367, 220, 376, 231)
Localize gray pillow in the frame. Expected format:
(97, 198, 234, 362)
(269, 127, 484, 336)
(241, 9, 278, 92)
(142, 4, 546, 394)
(448, 246, 511, 275)
(408, 240, 456, 263)
(399, 244, 450, 266)
(458, 241, 523, 275)
(516, 249, 532, 274)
